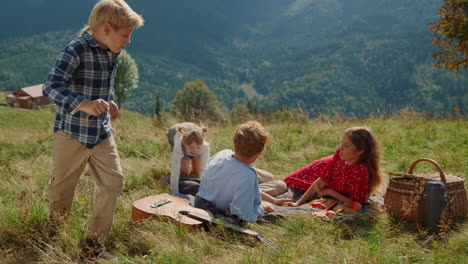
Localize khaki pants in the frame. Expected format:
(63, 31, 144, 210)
(255, 168, 288, 197)
(48, 131, 124, 239)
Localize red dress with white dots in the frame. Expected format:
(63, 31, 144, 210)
(284, 149, 369, 204)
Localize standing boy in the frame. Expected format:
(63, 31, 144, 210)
(43, 0, 143, 259)
(196, 121, 276, 223)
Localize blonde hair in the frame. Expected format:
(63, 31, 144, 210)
(178, 123, 207, 146)
(80, 0, 144, 35)
(344, 127, 386, 196)
(234, 121, 270, 157)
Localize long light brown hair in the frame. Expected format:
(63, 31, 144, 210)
(344, 127, 386, 196)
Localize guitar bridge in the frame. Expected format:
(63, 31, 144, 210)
(150, 199, 172, 208)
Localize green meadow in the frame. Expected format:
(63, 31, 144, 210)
(0, 102, 466, 264)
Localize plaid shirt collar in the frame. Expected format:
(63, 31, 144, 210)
(83, 32, 101, 48)
(82, 32, 121, 55)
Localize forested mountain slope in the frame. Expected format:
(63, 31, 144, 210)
(0, 0, 466, 115)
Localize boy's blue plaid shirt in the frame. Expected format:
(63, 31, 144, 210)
(43, 32, 120, 148)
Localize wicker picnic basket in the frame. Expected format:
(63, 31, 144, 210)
(384, 158, 467, 222)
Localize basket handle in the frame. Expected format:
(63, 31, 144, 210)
(407, 158, 446, 183)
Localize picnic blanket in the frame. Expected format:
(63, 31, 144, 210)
(265, 202, 380, 222)
(183, 193, 384, 224)
(262, 188, 385, 222)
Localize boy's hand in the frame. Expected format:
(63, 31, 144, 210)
(109, 100, 120, 120)
(78, 99, 109, 116)
(260, 201, 276, 213)
(282, 201, 300, 207)
(273, 198, 292, 206)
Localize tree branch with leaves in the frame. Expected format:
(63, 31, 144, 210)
(428, 0, 468, 71)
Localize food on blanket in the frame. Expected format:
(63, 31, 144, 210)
(333, 204, 344, 213)
(308, 210, 336, 220)
(333, 204, 358, 214)
(367, 202, 385, 213)
(351, 202, 362, 211)
(325, 210, 337, 219)
(308, 211, 324, 218)
(308, 198, 336, 210)
(310, 201, 324, 209)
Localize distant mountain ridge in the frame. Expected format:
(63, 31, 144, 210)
(0, 0, 466, 116)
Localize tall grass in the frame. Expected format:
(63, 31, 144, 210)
(0, 105, 466, 263)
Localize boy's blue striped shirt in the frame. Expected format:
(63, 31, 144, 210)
(43, 32, 120, 148)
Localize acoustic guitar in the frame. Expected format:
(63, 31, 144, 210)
(131, 194, 210, 229)
(132, 194, 280, 250)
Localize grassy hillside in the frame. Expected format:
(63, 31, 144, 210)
(0, 104, 467, 263)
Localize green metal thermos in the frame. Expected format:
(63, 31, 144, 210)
(422, 181, 447, 234)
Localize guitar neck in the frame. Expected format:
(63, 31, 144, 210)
(180, 210, 259, 237)
(179, 210, 280, 251)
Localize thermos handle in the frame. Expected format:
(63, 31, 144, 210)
(408, 158, 447, 183)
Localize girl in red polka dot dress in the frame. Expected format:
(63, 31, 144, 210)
(283, 127, 384, 208)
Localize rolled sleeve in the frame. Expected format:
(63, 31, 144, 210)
(169, 132, 184, 195)
(199, 143, 210, 171)
(43, 49, 86, 113)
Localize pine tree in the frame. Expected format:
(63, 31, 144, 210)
(153, 92, 163, 117)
